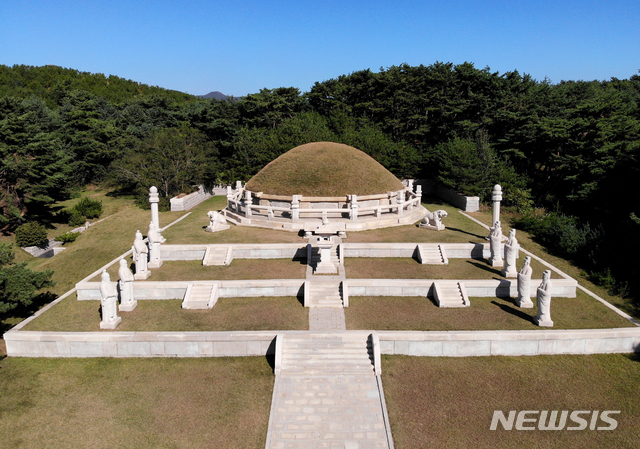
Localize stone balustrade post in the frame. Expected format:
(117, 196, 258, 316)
(396, 191, 404, 216)
(244, 190, 252, 217)
(350, 195, 358, 221)
(492, 184, 502, 227)
(291, 195, 300, 221)
(149, 186, 160, 230)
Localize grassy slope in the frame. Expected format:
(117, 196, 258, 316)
(467, 207, 639, 319)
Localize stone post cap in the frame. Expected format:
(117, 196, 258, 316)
(149, 186, 159, 202)
(492, 184, 502, 201)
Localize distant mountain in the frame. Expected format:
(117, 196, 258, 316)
(198, 91, 227, 100)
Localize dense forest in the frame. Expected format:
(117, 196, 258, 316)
(1, 63, 639, 304)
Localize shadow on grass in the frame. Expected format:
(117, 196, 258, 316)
(625, 352, 640, 363)
(466, 260, 503, 277)
(1, 291, 59, 333)
(446, 226, 486, 240)
(491, 299, 534, 324)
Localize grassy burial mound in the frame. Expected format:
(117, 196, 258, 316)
(244, 142, 405, 197)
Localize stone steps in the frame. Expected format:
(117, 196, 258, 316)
(280, 335, 374, 375)
(433, 281, 470, 308)
(202, 245, 232, 266)
(417, 244, 448, 265)
(181, 282, 219, 309)
(306, 281, 343, 308)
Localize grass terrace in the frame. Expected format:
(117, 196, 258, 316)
(22, 295, 308, 332)
(0, 356, 274, 449)
(382, 354, 640, 449)
(345, 290, 634, 331)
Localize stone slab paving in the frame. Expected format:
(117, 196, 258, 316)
(309, 308, 346, 331)
(266, 374, 390, 449)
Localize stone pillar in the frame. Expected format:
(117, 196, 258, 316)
(396, 191, 404, 216)
(351, 195, 358, 221)
(244, 190, 252, 217)
(491, 184, 502, 227)
(149, 186, 160, 230)
(235, 180, 242, 191)
(291, 195, 300, 221)
(416, 184, 422, 201)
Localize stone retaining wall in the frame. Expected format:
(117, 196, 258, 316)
(169, 187, 216, 211)
(76, 279, 305, 301)
(6, 328, 638, 358)
(4, 330, 277, 358)
(436, 186, 480, 212)
(377, 328, 640, 357)
(76, 278, 576, 300)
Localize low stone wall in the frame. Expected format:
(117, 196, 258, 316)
(76, 278, 575, 301)
(378, 328, 640, 357)
(4, 330, 277, 358)
(6, 328, 638, 358)
(169, 187, 214, 211)
(76, 279, 305, 301)
(161, 244, 307, 261)
(347, 278, 577, 298)
(342, 243, 488, 259)
(436, 186, 480, 212)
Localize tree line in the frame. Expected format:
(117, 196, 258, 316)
(1, 63, 639, 305)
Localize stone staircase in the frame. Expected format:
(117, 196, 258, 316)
(308, 245, 340, 270)
(181, 282, 219, 309)
(306, 281, 344, 308)
(433, 281, 470, 307)
(202, 245, 232, 266)
(417, 244, 448, 265)
(278, 333, 375, 376)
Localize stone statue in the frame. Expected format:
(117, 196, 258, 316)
(419, 210, 448, 231)
(100, 271, 121, 329)
(132, 230, 150, 280)
(147, 221, 165, 268)
(118, 259, 137, 311)
(535, 270, 554, 327)
(516, 256, 534, 308)
(206, 210, 230, 232)
(489, 221, 504, 267)
(501, 229, 520, 277)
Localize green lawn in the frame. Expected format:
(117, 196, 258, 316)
(0, 356, 274, 449)
(344, 256, 553, 280)
(22, 295, 308, 332)
(382, 353, 640, 449)
(345, 290, 635, 331)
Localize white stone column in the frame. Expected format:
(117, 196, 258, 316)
(396, 191, 404, 216)
(149, 186, 160, 230)
(491, 184, 502, 227)
(235, 180, 242, 191)
(351, 195, 358, 221)
(244, 190, 252, 217)
(291, 195, 300, 221)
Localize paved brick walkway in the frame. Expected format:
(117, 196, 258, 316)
(309, 308, 346, 331)
(267, 374, 390, 449)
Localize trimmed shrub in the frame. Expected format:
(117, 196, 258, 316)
(54, 232, 79, 244)
(73, 197, 102, 219)
(15, 222, 49, 248)
(68, 211, 86, 227)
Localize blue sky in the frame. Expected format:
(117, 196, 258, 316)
(1, 0, 638, 97)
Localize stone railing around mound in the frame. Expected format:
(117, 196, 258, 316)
(224, 183, 425, 230)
